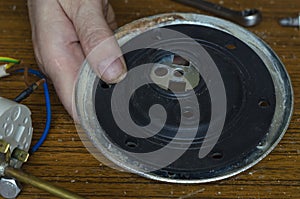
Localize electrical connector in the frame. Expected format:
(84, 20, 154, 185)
(0, 57, 20, 78)
(14, 79, 45, 103)
(0, 64, 10, 78)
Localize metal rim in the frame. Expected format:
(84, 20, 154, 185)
(75, 13, 293, 183)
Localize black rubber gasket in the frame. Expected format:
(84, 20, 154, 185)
(94, 25, 276, 180)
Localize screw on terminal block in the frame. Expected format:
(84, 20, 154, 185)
(11, 148, 29, 163)
(279, 13, 300, 28)
(0, 140, 10, 154)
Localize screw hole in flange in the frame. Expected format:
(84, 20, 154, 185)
(257, 140, 267, 150)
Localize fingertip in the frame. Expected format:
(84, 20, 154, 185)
(98, 58, 127, 84)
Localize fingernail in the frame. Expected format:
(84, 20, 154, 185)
(99, 58, 127, 84)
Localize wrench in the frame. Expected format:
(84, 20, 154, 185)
(173, 0, 262, 27)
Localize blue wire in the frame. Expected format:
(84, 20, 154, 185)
(14, 69, 51, 154)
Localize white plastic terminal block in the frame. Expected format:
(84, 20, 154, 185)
(0, 97, 33, 168)
(0, 65, 9, 78)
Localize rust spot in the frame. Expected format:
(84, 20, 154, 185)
(116, 14, 186, 39)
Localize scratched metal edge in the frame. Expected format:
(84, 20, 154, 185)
(75, 13, 294, 184)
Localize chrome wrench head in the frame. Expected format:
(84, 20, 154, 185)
(173, 0, 262, 27)
(239, 9, 262, 27)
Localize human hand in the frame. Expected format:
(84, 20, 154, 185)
(27, 0, 127, 116)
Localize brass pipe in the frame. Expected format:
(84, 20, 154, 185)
(4, 167, 86, 199)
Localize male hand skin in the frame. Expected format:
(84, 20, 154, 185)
(28, 0, 127, 117)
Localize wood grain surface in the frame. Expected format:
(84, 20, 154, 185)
(0, 0, 299, 198)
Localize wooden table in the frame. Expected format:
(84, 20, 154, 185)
(0, 0, 299, 198)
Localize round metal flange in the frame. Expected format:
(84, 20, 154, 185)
(75, 13, 293, 183)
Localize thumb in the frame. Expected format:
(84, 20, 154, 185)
(61, 0, 126, 83)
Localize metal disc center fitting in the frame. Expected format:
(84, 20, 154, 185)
(151, 54, 200, 92)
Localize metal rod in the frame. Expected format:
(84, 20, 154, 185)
(279, 13, 300, 28)
(4, 167, 86, 199)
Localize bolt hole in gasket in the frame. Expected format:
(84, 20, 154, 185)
(211, 152, 223, 160)
(225, 43, 237, 50)
(182, 107, 194, 119)
(259, 99, 270, 107)
(125, 138, 139, 149)
(75, 14, 293, 183)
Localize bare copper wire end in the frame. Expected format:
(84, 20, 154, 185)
(35, 78, 45, 87)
